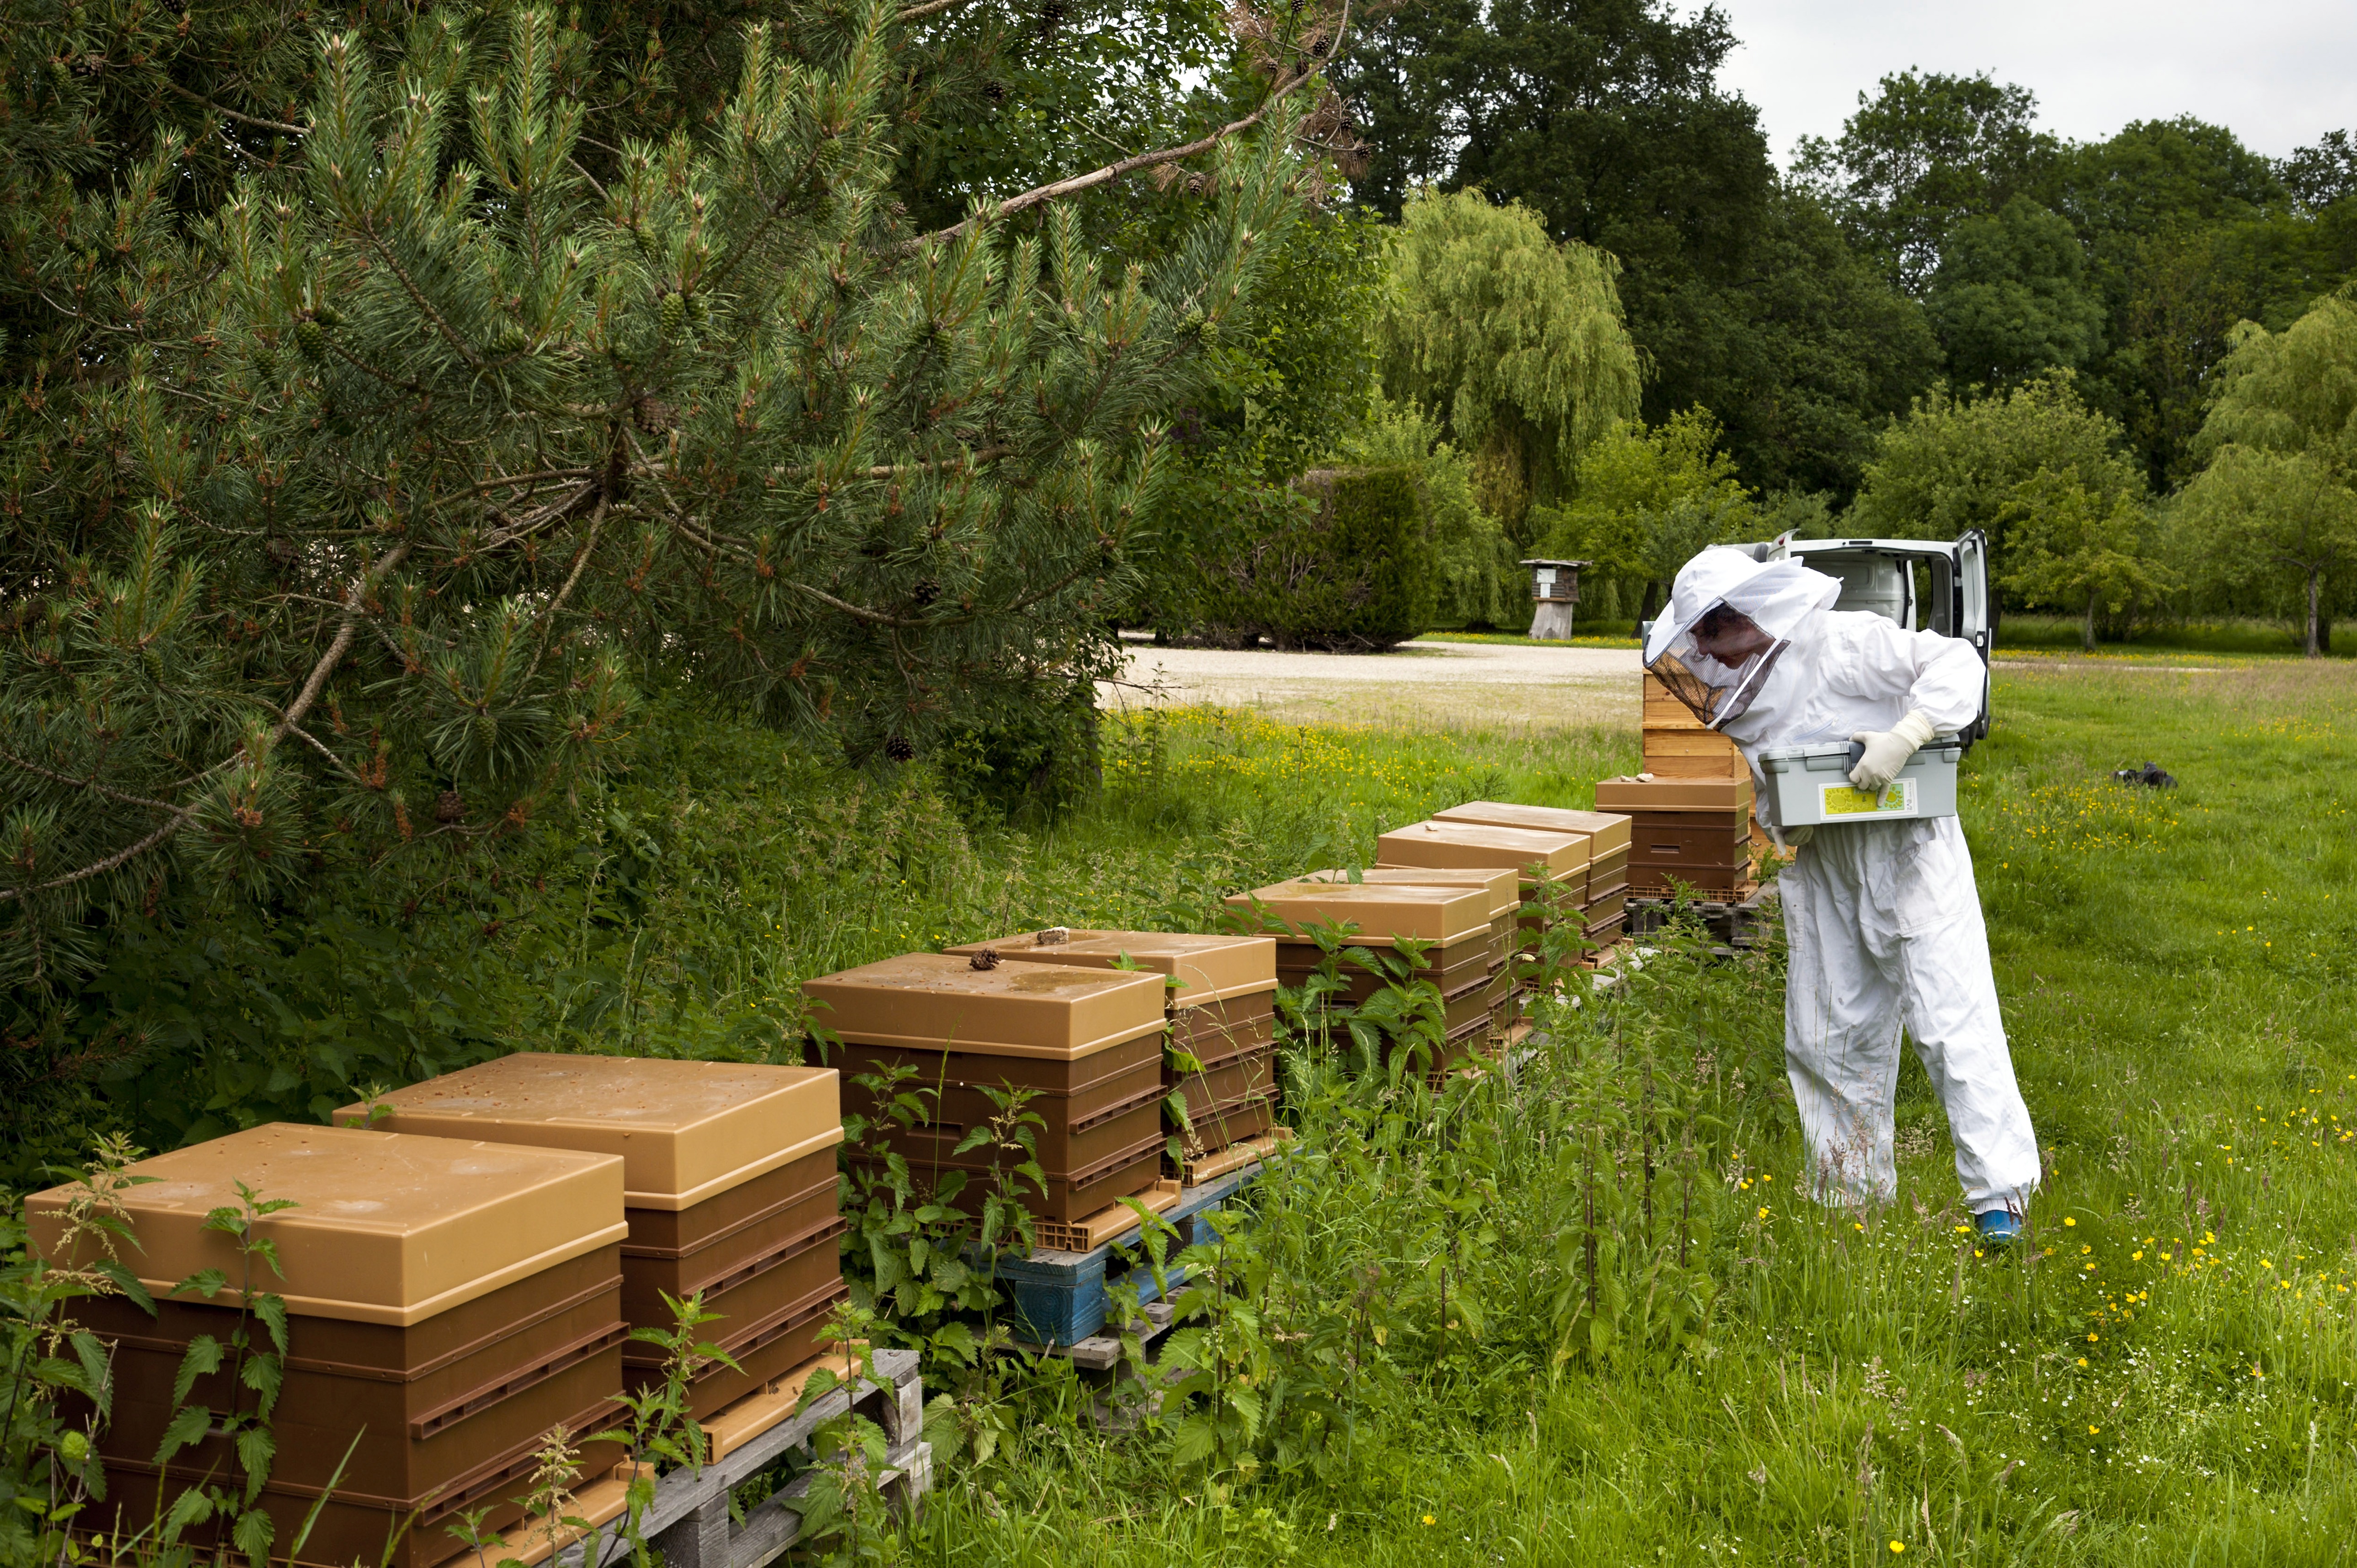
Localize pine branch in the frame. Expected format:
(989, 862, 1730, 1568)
(164, 79, 309, 138)
(0, 749, 182, 816)
(909, 0, 1351, 250)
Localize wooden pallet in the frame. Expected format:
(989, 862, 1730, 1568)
(701, 1348, 866, 1461)
(1029, 1181, 1183, 1253)
(551, 1349, 929, 1568)
(1029, 1296, 1181, 1373)
(1625, 885, 1779, 951)
(491, 1461, 651, 1567)
(995, 1160, 1267, 1347)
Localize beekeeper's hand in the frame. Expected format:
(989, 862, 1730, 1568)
(1770, 823, 1813, 849)
(1848, 710, 1937, 792)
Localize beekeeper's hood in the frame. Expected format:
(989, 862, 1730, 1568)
(1643, 549, 1842, 730)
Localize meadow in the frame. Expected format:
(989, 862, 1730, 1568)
(869, 657, 2357, 1566)
(13, 657, 2357, 1567)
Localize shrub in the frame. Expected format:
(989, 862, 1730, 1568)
(1188, 466, 1439, 650)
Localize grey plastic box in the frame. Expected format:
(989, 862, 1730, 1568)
(1758, 737, 1963, 827)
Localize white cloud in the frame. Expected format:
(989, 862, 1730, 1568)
(1706, 0, 2357, 163)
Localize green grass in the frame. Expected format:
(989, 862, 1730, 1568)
(1414, 629, 1643, 649)
(20, 665, 2357, 1565)
(1415, 614, 2353, 660)
(1993, 614, 2357, 660)
(883, 662, 2357, 1565)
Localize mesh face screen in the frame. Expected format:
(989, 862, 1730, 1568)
(1650, 651, 1734, 726)
(1646, 617, 1788, 731)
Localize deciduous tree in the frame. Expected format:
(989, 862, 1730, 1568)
(1926, 197, 2106, 388)
(1371, 187, 1640, 539)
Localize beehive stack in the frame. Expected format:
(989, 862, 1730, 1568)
(28, 1123, 630, 1568)
(945, 929, 1280, 1166)
(804, 955, 1170, 1225)
(339, 1056, 846, 1420)
(1373, 817, 1590, 955)
(1642, 673, 1748, 778)
(1427, 801, 1634, 947)
(1595, 773, 1758, 898)
(1293, 868, 1522, 1028)
(1224, 879, 1499, 1072)
(1642, 676, 1776, 860)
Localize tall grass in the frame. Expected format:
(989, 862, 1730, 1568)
(14, 656, 2357, 1565)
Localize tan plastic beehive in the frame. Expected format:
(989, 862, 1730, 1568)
(23, 1123, 623, 1327)
(804, 952, 1168, 1059)
(1433, 800, 1634, 856)
(943, 929, 1277, 1012)
(1297, 866, 1519, 922)
(333, 1055, 842, 1211)
(1226, 880, 1492, 946)
(1594, 774, 1754, 813)
(1375, 819, 1590, 881)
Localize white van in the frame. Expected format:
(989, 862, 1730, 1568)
(1747, 531, 1992, 743)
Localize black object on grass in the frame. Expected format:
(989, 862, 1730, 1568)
(2112, 761, 2178, 789)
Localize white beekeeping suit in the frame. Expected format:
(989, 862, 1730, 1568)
(1645, 548, 2039, 1228)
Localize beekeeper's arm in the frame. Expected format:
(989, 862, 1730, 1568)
(1828, 616, 1984, 791)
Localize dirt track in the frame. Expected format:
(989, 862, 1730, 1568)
(1101, 638, 1643, 731)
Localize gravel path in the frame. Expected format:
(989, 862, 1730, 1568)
(1100, 638, 1643, 731)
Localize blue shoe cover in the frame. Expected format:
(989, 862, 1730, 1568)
(1974, 1208, 2022, 1245)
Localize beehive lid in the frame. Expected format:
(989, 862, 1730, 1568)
(1594, 774, 1754, 812)
(1431, 800, 1634, 855)
(1224, 881, 1492, 944)
(1298, 867, 1520, 922)
(332, 1056, 842, 1212)
(1374, 819, 1589, 879)
(21, 1123, 623, 1327)
(802, 953, 1168, 1060)
(941, 930, 1277, 1009)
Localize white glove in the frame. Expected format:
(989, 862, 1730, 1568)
(1849, 710, 1937, 792)
(1769, 823, 1813, 849)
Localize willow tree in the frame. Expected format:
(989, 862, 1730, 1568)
(0, 0, 1352, 1006)
(1372, 186, 1642, 539)
(2175, 293, 2357, 654)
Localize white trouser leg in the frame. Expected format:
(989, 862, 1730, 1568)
(1781, 852, 1907, 1205)
(1898, 904, 2042, 1211)
(1783, 819, 2040, 1212)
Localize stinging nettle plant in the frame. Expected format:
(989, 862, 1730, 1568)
(0, 0, 1352, 996)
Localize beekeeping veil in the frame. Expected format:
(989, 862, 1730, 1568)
(1643, 549, 1843, 730)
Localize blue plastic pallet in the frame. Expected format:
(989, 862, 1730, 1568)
(992, 1163, 1261, 1347)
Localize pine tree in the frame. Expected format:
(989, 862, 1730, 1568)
(0, 0, 1352, 993)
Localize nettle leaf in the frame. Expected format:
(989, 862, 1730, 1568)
(242, 1349, 284, 1418)
(160, 1483, 213, 1541)
(251, 1293, 291, 1356)
(95, 1261, 156, 1316)
(232, 1503, 277, 1560)
(235, 1425, 276, 1498)
(176, 1269, 230, 1300)
(69, 1331, 113, 1414)
(171, 1336, 223, 1405)
(33, 1356, 99, 1400)
(154, 1403, 214, 1466)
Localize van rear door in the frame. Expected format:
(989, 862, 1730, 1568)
(1954, 529, 1991, 740)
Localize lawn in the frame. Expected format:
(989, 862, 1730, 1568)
(877, 659, 2357, 1565)
(17, 663, 2357, 1567)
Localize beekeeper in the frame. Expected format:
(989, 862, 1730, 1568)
(1643, 547, 2038, 1242)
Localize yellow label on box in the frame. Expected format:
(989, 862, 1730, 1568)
(1821, 779, 1917, 817)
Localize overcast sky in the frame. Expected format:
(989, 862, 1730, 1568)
(1708, 0, 2357, 165)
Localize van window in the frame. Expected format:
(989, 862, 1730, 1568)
(1810, 554, 1910, 628)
